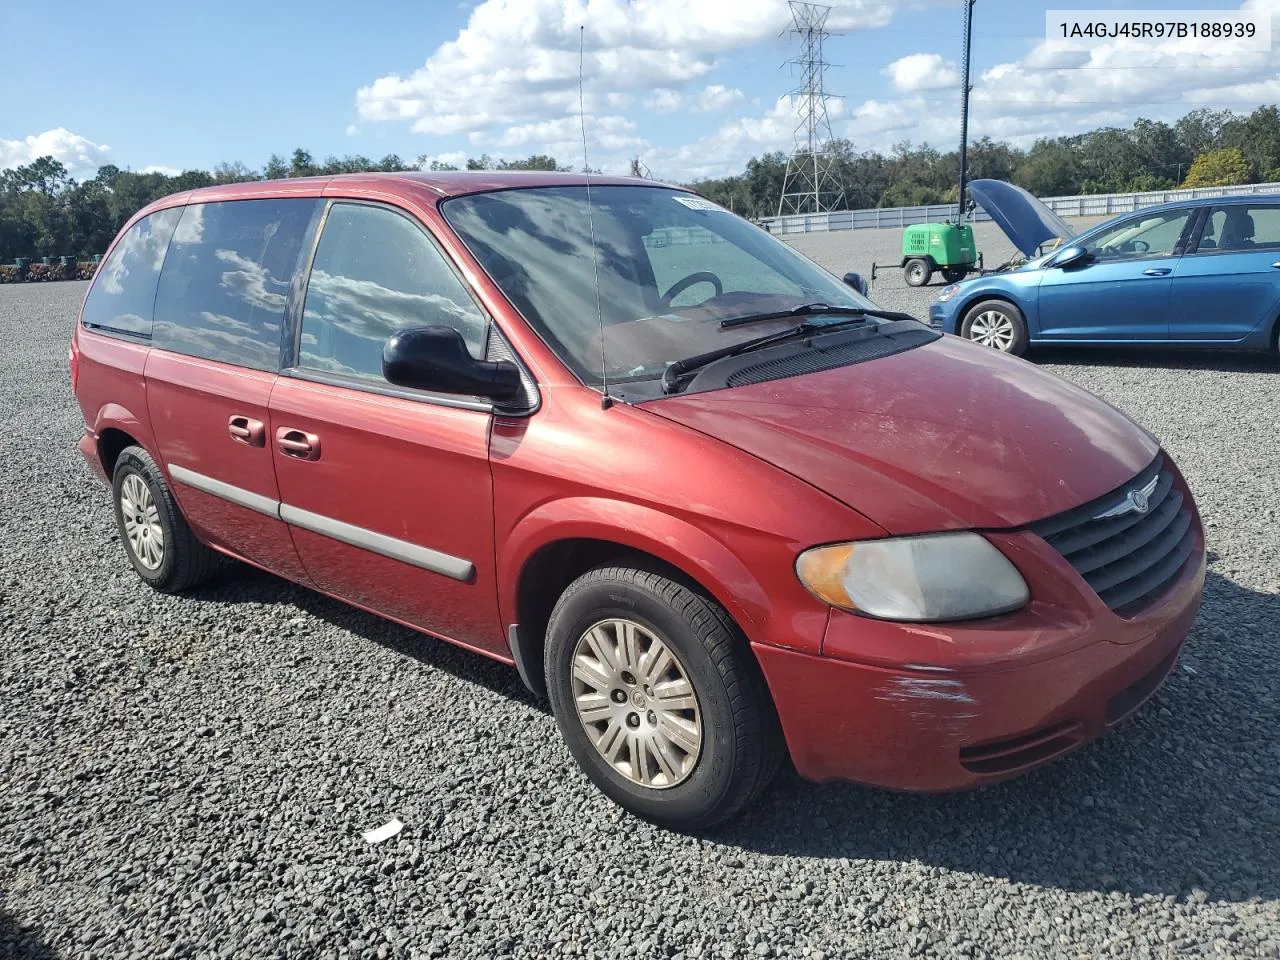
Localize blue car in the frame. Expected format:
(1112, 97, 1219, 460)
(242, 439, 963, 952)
(929, 180, 1280, 356)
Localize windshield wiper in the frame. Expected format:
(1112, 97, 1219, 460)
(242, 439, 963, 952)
(661, 316, 867, 395)
(718, 302, 919, 329)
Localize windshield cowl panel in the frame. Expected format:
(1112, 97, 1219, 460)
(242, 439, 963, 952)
(441, 185, 875, 392)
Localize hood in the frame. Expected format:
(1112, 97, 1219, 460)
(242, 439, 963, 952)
(643, 336, 1158, 535)
(969, 179, 1077, 258)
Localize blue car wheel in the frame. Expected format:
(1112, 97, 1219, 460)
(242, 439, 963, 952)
(961, 300, 1029, 356)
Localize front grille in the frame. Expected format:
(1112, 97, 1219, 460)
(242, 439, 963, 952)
(959, 720, 1085, 775)
(1030, 456, 1196, 617)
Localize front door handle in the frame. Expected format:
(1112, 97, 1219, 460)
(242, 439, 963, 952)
(276, 427, 321, 461)
(1142, 267, 1172, 276)
(1272, 261, 1280, 269)
(228, 415, 266, 447)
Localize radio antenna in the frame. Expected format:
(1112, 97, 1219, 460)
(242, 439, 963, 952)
(579, 25, 612, 409)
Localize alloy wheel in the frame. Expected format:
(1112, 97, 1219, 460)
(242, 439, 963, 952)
(968, 309, 1016, 351)
(120, 473, 165, 570)
(571, 618, 702, 789)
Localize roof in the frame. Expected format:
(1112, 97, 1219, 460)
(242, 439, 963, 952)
(1115, 192, 1280, 218)
(172, 170, 679, 206)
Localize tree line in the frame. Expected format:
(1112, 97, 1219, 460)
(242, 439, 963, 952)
(688, 105, 1280, 218)
(3, 105, 1279, 259)
(0, 149, 568, 261)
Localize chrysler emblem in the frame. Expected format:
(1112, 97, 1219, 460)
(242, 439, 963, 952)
(1094, 474, 1159, 521)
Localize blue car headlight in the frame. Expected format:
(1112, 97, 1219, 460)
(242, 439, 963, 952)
(936, 283, 961, 303)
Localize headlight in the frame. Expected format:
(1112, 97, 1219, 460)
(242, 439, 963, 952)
(936, 283, 961, 302)
(795, 533, 1029, 622)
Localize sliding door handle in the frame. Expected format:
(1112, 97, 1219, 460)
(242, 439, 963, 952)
(276, 427, 321, 461)
(228, 415, 266, 447)
(1142, 267, 1172, 276)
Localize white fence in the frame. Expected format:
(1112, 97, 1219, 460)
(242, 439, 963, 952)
(758, 181, 1280, 235)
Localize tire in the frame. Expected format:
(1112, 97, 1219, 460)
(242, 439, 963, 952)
(904, 258, 932, 287)
(111, 445, 219, 592)
(961, 299, 1029, 356)
(544, 564, 784, 830)
(942, 267, 969, 283)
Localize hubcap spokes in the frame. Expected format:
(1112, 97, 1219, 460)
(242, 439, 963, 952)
(970, 311, 1015, 351)
(121, 474, 164, 570)
(571, 618, 702, 789)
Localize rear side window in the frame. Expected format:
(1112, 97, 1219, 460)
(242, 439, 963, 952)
(152, 198, 320, 371)
(1199, 205, 1280, 252)
(81, 208, 182, 338)
(296, 203, 488, 380)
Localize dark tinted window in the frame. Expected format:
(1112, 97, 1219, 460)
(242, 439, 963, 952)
(152, 199, 320, 370)
(297, 203, 488, 380)
(81, 207, 182, 338)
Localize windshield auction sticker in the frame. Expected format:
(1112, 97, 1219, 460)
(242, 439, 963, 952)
(1046, 10, 1271, 51)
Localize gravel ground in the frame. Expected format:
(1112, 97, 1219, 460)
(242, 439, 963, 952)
(2, 259, 1279, 960)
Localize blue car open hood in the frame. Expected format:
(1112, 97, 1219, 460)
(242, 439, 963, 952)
(969, 179, 1077, 258)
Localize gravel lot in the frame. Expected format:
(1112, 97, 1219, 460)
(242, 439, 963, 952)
(2, 246, 1279, 960)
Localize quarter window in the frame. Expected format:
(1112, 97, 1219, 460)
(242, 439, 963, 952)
(152, 199, 320, 371)
(81, 208, 183, 338)
(1197, 205, 1280, 252)
(297, 203, 488, 381)
(1085, 209, 1191, 262)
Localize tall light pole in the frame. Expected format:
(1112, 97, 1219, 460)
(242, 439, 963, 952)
(957, 0, 976, 222)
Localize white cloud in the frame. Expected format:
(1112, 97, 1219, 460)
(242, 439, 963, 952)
(139, 164, 181, 176)
(418, 149, 469, 169)
(883, 53, 958, 93)
(846, 0, 1280, 152)
(0, 128, 110, 178)
(354, 0, 937, 154)
(695, 84, 746, 111)
(345, 123, 361, 137)
(644, 89, 684, 113)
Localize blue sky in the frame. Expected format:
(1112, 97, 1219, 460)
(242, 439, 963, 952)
(2, 0, 1277, 182)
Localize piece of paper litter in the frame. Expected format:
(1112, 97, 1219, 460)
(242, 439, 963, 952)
(362, 819, 404, 844)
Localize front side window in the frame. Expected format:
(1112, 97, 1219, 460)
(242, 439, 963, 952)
(1197, 204, 1280, 252)
(1085, 209, 1192, 262)
(442, 186, 873, 386)
(297, 203, 488, 381)
(152, 198, 320, 371)
(81, 207, 183, 338)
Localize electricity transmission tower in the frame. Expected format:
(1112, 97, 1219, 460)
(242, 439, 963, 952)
(778, 1, 846, 216)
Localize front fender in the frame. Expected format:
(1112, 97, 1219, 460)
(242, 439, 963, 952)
(497, 497, 830, 657)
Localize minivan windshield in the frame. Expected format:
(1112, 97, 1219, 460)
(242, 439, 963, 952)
(442, 185, 875, 390)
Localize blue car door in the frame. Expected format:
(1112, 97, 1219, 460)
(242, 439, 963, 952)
(1168, 203, 1280, 342)
(1036, 207, 1195, 342)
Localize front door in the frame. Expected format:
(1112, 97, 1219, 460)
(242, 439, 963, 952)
(1169, 203, 1280, 341)
(269, 200, 505, 656)
(146, 197, 321, 583)
(1036, 207, 1195, 342)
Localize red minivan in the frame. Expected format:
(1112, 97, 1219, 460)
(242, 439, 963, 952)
(71, 172, 1205, 828)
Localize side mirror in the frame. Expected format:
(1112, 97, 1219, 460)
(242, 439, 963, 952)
(842, 271, 870, 296)
(1049, 245, 1090, 269)
(382, 326, 522, 401)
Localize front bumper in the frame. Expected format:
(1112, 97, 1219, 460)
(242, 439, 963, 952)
(928, 302, 950, 331)
(755, 530, 1205, 791)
